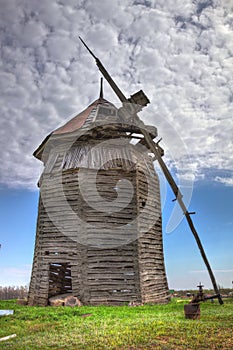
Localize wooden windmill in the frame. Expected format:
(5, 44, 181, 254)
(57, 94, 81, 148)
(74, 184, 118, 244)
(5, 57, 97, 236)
(28, 65, 169, 306)
(27, 38, 223, 306)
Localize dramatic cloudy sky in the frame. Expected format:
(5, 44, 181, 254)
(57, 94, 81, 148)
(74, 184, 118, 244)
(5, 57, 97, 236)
(0, 0, 232, 289)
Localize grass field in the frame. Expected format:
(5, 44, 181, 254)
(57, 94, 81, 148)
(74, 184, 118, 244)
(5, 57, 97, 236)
(0, 298, 232, 349)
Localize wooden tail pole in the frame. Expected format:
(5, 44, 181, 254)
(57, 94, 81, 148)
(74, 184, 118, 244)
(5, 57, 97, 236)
(139, 132, 224, 305)
(79, 37, 224, 305)
(79, 37, 127, 103)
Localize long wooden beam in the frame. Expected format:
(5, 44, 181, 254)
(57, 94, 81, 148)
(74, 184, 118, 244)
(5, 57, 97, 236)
(139, 129, 223, 305)
(79, 37, 223, 304)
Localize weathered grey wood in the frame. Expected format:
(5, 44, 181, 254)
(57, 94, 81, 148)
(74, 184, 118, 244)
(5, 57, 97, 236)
(28, 97, 170, 306)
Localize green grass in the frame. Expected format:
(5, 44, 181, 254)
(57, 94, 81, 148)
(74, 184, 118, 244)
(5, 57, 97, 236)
(0, 298, 232, 349)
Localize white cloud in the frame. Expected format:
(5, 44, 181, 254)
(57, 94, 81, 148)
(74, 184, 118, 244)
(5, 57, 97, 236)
(84, 0, 120, 24)
(215, 176, 233, 186)
(0, 0, 232, 189)
(21, 20, 48, 48)
(46, 33, 78, 62)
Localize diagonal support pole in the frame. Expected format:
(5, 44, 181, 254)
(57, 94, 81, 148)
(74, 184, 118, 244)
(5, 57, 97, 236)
(79, 37, 224, 304)
(139, 130, 223, 305)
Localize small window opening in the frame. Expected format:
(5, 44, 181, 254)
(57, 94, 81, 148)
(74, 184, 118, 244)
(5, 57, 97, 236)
(141, 200, 146, 208)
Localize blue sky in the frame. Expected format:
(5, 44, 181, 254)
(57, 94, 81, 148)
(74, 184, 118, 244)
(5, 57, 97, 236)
(0, 0, 232, 290)
(0, 182, 232, 289)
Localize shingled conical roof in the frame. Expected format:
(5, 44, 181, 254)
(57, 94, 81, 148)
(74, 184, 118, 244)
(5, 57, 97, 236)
(33, 97, 118, 160)
(34, 95, 158, 162)
(53, 97, 115, 135)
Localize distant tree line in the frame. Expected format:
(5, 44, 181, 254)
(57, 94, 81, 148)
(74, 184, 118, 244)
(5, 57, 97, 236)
(0, 286, 28, 300)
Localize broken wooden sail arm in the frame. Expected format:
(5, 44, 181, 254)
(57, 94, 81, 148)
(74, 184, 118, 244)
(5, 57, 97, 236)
(79, 37, 223, 305)
(79, 36, 127, 103)
(79, 36, 150, 111)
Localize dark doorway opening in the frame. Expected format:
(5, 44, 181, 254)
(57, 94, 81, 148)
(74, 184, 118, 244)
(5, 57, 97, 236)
(48, 263, 72, 297)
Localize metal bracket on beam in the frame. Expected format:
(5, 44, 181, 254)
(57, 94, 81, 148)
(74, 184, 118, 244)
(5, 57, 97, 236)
(172, 196, 183, 202)
(172, 191, 183, 202)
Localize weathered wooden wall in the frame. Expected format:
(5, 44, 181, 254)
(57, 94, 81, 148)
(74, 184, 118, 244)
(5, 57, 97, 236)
(28, 141, 170, 306)
(136, 161, 169, 303)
